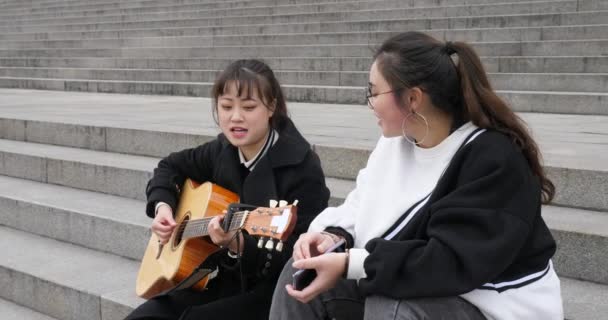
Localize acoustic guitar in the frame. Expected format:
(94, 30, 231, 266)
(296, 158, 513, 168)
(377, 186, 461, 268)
(135, 179, 297, 299)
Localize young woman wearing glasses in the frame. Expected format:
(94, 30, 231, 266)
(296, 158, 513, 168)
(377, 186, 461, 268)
(270, 32, 562, 320)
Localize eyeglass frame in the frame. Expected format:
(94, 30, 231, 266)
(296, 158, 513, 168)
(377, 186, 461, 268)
(366, 83, 427, 110)
(366, 86, 402, 109)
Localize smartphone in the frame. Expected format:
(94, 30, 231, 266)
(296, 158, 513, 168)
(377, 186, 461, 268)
(292, 238, 346, 291)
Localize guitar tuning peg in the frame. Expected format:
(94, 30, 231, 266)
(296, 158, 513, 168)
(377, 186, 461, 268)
(269, 200, 278, 208)
(258, 237, 265, 249)
(265, 239, 275, 250)
(292, 199, 299, 206)
(276, 241, 284, 252)
(279, 200, 287, 207)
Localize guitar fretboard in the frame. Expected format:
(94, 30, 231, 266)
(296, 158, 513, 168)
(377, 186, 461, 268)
(181, 212, 246, 239)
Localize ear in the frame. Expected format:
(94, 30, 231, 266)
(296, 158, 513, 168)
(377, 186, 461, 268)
(267, 99, 276, 117)
(405, 87, 424, 113)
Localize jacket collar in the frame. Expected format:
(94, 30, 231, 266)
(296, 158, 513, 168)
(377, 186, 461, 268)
(219, 118, 310, 169)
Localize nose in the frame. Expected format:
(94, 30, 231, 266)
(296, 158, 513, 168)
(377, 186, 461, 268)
(230, 107, 244, 122)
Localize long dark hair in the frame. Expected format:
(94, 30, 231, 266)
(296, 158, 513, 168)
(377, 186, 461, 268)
(374, 31, 554, 203)
(211, 59, 289, 131)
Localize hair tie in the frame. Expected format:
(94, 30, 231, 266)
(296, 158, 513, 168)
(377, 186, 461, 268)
(444, 41, 457, 56)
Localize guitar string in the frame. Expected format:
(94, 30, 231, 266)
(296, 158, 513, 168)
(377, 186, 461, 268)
(178, 212, 247, 234)
(181, 213, 251, 239)
(177, 208, 289, 236)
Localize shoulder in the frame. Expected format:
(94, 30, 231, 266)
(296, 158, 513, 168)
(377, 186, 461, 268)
(454, 130, 532, 182)
(269, 119, 314, 168)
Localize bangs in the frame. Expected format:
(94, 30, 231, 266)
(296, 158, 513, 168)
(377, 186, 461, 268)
(214, 66, 270, 106)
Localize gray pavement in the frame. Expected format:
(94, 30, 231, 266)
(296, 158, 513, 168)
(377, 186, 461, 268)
(0, 89, 605, 171)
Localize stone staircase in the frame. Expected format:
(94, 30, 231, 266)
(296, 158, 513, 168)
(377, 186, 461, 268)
(0, 0, 606, 319)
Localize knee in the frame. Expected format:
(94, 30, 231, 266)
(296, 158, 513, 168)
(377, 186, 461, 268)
(277, 257, 296, 285)
(365, 296, 420, 320)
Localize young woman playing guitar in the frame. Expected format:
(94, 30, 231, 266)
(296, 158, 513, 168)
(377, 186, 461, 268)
(126, 59, 330, 320)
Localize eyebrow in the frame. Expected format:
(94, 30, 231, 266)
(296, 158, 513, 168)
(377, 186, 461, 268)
(219, 96, 257, 102)
(368, 82, 375, 87)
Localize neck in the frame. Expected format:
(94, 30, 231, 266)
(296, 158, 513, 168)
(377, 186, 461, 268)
(415, 111, 453, 149)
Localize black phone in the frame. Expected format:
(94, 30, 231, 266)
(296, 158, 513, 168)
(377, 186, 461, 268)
(292, 239, 346, 291)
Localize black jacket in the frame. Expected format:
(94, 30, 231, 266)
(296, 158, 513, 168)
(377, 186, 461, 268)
(144, 119, 329, 316)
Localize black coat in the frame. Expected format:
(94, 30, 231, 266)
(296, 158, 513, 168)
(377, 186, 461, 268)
(140, 119, 330, 319)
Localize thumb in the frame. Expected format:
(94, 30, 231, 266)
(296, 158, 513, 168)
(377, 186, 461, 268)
(165, 215, 176, 226)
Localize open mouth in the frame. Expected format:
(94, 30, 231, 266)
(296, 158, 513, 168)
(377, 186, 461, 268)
(230, 127, 248, 138)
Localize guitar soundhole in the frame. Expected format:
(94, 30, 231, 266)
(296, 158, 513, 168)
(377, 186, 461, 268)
(172, 214, 190, 250)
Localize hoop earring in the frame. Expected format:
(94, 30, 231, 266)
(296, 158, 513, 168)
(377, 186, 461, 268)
(401, 112, 429, 146)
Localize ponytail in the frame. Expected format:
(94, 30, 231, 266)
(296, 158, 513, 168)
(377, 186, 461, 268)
(449, 41, 554, 203)
(375, 32, 555, 203)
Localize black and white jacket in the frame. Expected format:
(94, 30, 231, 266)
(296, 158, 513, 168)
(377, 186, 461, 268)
(310, 123, 563, 319)
(144, 119, 330, 319)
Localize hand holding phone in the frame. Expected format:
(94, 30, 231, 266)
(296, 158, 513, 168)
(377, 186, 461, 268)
(292, 238, 345, 291)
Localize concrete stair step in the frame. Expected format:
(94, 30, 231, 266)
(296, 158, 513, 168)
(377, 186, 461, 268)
(491, 73, 608, 93)
(0, 67, 605, 93)
(0, 39, 606, 58)
(0, 174, 150, 261)
(541, 206, 608, 286)
(4, 0, 352, 13)
(0, 0, 356, 13)
(0, 77, 606, 115)
(101, 288, 144, 320)
(0, 0, 579, 27)
(0, 297, 59, 320)
(561, 278, 608, 320)
(0, 4, 576, 32)
(0, 179, 606, 320)
(0, 172, 607, 285)
(0, 225, 142, 320)
(0, 10, 606, 34)
(0, 24, 606, 43)
(7, 1, 598, 28)
(0, 89, 605, 210)
(0, 0, 581, 18)
(1, 56, 607, 74)
(0, 138, 156, 201)
(1, 24, 606, 48)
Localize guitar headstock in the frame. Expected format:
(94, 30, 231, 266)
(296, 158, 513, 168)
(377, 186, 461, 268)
(240, 200, 298, 249)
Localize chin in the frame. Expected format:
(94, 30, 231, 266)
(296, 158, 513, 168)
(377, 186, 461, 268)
(381, 129, 401, 138)
(224, 136, 243, 147)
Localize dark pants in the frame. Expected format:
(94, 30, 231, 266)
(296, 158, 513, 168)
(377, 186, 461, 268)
(125, 276, 271, 320)
(269, 258, 487, 320)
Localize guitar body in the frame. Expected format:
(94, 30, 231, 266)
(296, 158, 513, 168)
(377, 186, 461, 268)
(136, 180, 239, 299)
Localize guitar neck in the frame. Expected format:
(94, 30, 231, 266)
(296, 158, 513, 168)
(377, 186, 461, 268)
(182, 213, 245, 240)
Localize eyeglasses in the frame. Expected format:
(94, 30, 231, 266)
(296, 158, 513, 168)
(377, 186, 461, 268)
(366, 87, 397, 109)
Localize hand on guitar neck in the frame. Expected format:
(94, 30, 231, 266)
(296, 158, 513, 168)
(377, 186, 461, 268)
(152, 206, 243, 253)
(208, 214, 244, 254)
